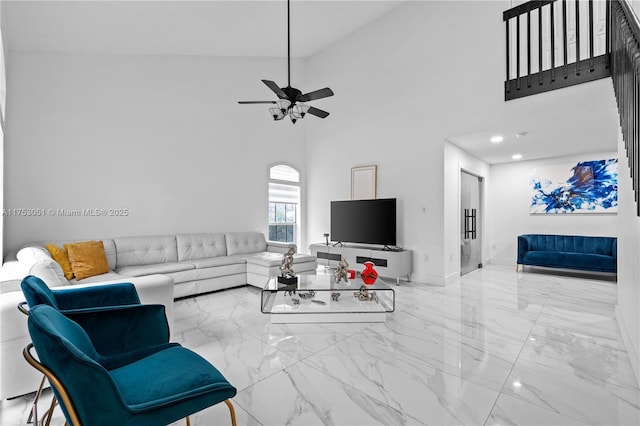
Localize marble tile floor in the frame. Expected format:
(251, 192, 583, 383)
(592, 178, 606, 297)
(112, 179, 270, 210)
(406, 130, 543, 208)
(1, 264, 638, 425)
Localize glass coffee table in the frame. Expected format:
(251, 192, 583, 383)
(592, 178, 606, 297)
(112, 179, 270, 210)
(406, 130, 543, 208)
(261, 273, 395, 323)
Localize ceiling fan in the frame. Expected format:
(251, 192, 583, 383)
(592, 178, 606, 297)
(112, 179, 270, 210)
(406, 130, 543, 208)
(238, 0, 334, 124)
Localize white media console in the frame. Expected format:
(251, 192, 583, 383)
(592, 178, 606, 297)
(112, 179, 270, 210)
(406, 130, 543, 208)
(309, 243, 412, 284)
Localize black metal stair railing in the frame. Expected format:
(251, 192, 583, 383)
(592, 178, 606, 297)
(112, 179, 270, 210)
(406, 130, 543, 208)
(504, 0, 612, 101)
(611, 0, 640, 215)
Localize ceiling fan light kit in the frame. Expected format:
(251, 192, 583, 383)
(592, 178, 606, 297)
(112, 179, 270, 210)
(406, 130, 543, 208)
(238, 0, 334, 124)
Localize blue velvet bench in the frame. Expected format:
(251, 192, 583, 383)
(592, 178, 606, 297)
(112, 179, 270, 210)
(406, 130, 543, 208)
(517, 234, 617, 274)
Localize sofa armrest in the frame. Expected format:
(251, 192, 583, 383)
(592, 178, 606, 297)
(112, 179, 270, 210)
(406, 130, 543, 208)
(612, 239, 617, 259)
(267, 242, 297, 254)
(517, 235, 530, 264)
(65, 304, 170, 356)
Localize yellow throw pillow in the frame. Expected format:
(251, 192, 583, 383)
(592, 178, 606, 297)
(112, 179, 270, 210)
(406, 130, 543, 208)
(64, 240, 109, 281)
(45, 243, 74, 280)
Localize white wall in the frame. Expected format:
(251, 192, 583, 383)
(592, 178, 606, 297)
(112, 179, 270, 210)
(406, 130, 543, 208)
(488, 150, 619, 266)
(4, 52, 310, 252)
(303, 0, 617, 284)
(616, 127, 640, 385)
(304, 1, 507, 285)
(0, 0, 6, 260)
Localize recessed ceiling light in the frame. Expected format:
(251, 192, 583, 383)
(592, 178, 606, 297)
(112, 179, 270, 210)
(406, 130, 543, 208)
(512, 154, 522, 160)
(516, 132, 528, 138)
(490, 136, 504, 143)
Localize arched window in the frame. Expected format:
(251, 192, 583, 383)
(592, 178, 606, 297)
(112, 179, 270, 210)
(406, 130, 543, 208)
(268, 164, 300, 245)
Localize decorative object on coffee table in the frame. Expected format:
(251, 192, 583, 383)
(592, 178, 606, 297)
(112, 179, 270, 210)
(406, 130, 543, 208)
(278, 247, 298, 285)
(298, 290, 315, 300)
(335, 257, 349, 283)
(360, 261, 378, 285)
(354, 285, 378, 303)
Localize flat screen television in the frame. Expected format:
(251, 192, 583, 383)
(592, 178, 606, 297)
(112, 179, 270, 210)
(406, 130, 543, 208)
(330, 198, 396, 246)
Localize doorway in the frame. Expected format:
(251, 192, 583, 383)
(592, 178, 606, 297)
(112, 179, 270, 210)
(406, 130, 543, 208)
(460, 170, 483, 275)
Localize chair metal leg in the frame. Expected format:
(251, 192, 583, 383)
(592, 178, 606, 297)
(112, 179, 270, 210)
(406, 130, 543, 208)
(224, 400, 237, 426)
(185, 416, 190, 426)
(43, 397, 57, 426)
(28, 375, 47, 423)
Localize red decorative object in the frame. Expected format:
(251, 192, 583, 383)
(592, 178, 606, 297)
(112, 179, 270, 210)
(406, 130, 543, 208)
(360, 261, 378, 285)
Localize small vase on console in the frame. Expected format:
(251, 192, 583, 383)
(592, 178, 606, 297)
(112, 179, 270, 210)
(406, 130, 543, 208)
(360, 261, 378, 285)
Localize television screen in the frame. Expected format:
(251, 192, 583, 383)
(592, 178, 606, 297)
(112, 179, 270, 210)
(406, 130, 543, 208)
(330, 198, 397, 246)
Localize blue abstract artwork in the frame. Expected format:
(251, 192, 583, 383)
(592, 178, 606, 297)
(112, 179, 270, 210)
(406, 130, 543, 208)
(530, 159, 618, 214)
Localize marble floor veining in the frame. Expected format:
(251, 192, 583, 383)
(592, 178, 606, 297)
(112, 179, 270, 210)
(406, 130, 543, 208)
(1, 264, 639, 425)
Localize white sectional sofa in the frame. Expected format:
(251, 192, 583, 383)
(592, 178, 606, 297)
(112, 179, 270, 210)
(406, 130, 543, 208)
(0, 231, 316, 399)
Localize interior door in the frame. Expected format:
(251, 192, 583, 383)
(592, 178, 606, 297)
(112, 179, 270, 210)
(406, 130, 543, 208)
(460, 171, 482, 276)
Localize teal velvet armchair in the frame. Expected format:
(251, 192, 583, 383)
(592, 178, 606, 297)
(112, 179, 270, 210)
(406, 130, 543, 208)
(25, 304, 237, 426)
(20, 275, 150, 424)
(20, 275, 153, 356)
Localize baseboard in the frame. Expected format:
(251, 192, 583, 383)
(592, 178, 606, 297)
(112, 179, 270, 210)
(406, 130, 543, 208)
(444, 271, 460, 285)
(485, 258, 513, 267)
(410, 273, 446, 287)
(615, 305, 640, 387)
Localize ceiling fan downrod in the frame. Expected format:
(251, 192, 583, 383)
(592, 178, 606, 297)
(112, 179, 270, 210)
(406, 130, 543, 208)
(287, 0, 291, 88)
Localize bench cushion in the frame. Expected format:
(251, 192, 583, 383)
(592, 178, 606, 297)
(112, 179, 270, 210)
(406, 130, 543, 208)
(523, 251, 616, 273)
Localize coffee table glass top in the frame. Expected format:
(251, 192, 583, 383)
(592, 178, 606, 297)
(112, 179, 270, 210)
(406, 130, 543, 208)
(261, 273, 395, 316)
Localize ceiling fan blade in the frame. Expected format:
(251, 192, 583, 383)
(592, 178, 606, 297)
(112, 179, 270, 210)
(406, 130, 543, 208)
(238, 101, 276, 104)
(262, 80, 288, 99)
(298, 87, 334, 102)
(307, 106, 330, 119)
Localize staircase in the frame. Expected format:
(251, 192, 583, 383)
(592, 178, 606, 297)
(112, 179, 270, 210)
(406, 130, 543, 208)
(504, 0, 640, 215)
(610, 0, 640, 215)
(504, 0, 611, 100)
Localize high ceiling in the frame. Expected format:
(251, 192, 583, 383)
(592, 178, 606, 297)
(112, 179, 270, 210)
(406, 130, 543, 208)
(4, 0, 404, 58)
(4, 1, 621, 164)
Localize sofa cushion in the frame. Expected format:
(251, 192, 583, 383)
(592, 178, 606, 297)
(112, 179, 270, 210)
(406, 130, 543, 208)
(69, 271, 129, 285)
(16, 246, 51, 263)
(64, 241, 110, 281)
(187, 255, 246, 269)
(523, 251, 616, 273)
(176, 233, 227, 261)
(116, 262, 194, 277)
(114, 235, 178, 268)
(45, 243, 74, 280)
(524, 234, 615, 256)
(29, 259, 70, 288)
(226, 232, 267, 256)
(164, 263, 247, 284)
